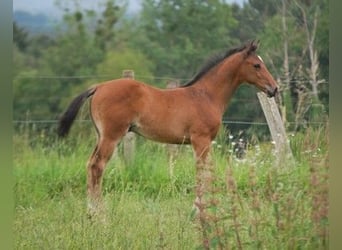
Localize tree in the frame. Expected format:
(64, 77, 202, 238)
(94, 0, 123, 51)
(248, 0, 278, 18)
(293, 0, 328, 125)
(40, 0, 125, 113)
(72, 48, 155, 95)
(13, 0, 126, 120)
(230, 3, 264, 42)
(136, 0, 238, 79)
(13, 22, 29, 52)
(314, 0, 329, 110)
(96, 49, 154, 81)
(294, 0, 322, 99)
(258, 0, 328, 130)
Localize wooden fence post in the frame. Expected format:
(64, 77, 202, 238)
(122, 70, 136, 166)
(122, 69, 134, 79)
(257, 92, 295, 166)
(166, 79, 180, 179)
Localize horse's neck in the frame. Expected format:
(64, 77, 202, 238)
(194, 59, 241, 115)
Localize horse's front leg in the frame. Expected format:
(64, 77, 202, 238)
(191, 136, 214, 212)
(191, 135, 215, 249)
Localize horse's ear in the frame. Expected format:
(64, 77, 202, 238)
(246, 40, 259, 56)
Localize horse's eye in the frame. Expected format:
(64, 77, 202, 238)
(254, 64, 261, 69)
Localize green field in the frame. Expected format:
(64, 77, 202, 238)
(13, 126, 328, 249)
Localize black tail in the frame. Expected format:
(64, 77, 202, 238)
(57, 87, 96, 137)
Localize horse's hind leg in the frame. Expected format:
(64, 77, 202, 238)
(86, 137, 117, 216)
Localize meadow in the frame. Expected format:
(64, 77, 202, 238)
(13, 124, 328, 249)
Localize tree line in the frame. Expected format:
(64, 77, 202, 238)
(13, 0, 329, 137)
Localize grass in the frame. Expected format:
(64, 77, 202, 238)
(13, 125, 328, 249)
(15, 193, 197, 249)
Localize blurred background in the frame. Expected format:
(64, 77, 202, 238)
(13, 0, 329, 140)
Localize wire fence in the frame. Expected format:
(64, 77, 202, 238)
(14, 72, 329, 107)
(12, 119, 326, 126)
(13, 71, 328, 132)
(15, 72, 329, 85)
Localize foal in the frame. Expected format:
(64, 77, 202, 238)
(58, 40, 278, 214)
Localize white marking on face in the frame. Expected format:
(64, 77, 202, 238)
(257, 55, 264, 62)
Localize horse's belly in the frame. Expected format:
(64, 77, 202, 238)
(130, 122, 191, 145)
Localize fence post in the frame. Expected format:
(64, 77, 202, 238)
(257, 92, 294, 166)
(166, 79, 180, 179)
(122, 69, 134, 79)
(122, 70, 136, 166)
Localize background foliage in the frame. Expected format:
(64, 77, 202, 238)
(13, 0, 328, 137)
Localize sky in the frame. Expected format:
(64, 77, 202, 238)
(13, 0, 247, 16)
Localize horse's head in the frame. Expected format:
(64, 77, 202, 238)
(238, 40, 278, 97)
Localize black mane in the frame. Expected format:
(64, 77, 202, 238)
(181, 43, 247, 88)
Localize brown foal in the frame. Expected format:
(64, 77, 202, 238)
(58, 40, 278, 214)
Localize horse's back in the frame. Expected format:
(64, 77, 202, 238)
(93, 78, 151, 103)
(95, 78, 146, 93)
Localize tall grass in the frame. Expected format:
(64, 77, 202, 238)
(13, 124, 328, 249)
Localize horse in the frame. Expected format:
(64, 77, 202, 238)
(57, 40, 278, 215)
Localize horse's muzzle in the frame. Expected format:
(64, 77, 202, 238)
(266, 86, 278, 98)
